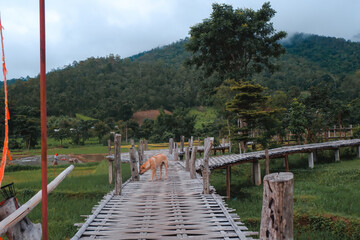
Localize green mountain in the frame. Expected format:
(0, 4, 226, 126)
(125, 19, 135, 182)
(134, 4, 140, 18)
(4, 33, 360, 121)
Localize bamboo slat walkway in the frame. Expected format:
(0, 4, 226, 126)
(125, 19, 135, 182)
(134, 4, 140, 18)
(182, 139, 360, 171)
(73, 155, 256, 240)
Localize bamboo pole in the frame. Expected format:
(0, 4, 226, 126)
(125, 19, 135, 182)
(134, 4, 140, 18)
(0, 165, 74, 236)
(189, 146, 198, 179)
(107, 139, 113, 185)
(265, 149, 270, 175)
(129, 147, 139, 181)
(114, 134, 122, 195)
(185, 147, 190, 171)
(202, 138, 213, 194)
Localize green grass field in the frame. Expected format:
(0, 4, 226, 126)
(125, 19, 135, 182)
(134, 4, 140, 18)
(188, 107, 218, 130)
(210, 149, 360, 239)
(2, 161, 130, 240)
(2, 145, 360, 239)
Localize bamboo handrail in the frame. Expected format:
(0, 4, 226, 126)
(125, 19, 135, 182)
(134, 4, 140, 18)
(0, 165, 74, 235)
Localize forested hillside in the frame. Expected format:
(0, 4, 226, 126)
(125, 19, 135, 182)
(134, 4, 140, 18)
(1, 32, 360, 147)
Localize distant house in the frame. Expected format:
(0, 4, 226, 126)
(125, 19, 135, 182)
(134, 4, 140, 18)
(132, 109, 172, 125)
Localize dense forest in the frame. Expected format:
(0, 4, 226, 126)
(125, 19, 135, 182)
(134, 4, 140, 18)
(1, 32, 360, 148)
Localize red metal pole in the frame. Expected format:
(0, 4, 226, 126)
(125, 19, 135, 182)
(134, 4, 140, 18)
(40, 0, 48, 239)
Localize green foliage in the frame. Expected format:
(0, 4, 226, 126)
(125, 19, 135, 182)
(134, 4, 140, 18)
(284, 33, 360, 75)
(151, 108, 196, 142)
(353, 126, 360, 138)
(186, 2, 286, 82)
(288, 98, 307, 143)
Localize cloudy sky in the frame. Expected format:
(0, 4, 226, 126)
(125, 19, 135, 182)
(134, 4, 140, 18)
(0, 0, 359, 79)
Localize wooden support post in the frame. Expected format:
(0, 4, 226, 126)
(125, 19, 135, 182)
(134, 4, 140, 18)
(174, 144, 179, 161)
(260, 172, 294, 240)
(335, 149, 340, 162)
(265, 149, 270, 175)
(129, 147, 139, 181)
(198, 137, 201, 146)
(130, 138, 134, 148)
(189, 146, 198, 179)
(284, 154, 289, 172)
(229, 139, 231, 153)
(169, 138, 174, 154)
(185, 147, 190, 171)
(222, 138, 225, 147)
(114, 134, 122, 195)
(357, 145, 360, 158)
(107, 139, 113, 185)
(138, 140, 144, 166)
(190, 136, 194, 148)
(350, 124, 353, 136)
(226, 166, 231, 199)
(253, 160, 261, 186)
(202, 138, 213, 194)
(180, 135, 184, 152)
(308, 152, 314, 169)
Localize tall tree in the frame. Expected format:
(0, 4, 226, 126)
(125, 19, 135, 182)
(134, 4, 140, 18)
(226, 81, 277, 151)
(186, 2, 286, 83)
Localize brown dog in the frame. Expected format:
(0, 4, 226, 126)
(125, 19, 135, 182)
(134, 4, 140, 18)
(139, 154, 168, 181)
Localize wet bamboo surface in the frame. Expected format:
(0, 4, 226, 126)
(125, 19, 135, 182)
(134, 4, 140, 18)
(73, 155, 255, 240)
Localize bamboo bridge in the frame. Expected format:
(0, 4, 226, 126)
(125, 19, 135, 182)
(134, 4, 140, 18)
(72, 152, 256, 239)
(73, 138, 360, 239)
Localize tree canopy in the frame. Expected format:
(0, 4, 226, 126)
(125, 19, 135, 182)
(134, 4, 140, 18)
(186, 2, 287, 82)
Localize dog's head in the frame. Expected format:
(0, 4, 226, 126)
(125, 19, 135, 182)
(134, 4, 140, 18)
(139, 161, 150, 175)
(139, 165, 146, 175)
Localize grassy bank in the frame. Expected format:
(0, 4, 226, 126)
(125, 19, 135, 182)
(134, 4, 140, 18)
(210, 148, 360, 239)
(2, 161, 131, 239)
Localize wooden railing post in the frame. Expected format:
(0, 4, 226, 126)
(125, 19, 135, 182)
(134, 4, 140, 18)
(107, 139, 113, 185)
(174, 143, 179, 161)
(284, 154, 289, 172)
(202, 138, 213, 194)
(169, 138, 174, 154)
(260, 172, 294, 240)
(114, 134, 122, 195)
(185, 147, 190, 171)
(138, 140, 144, 166)
(180, 136, 184, 152)
(357, 145, 360, 158)
(189, 146, 198, 179)
(265, 149, 270, 175)
(129, 147, 139, 181)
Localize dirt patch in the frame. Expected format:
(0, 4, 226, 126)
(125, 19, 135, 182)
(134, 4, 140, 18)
(132, 109, 172, 125)
(71, 154, 107, 163)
